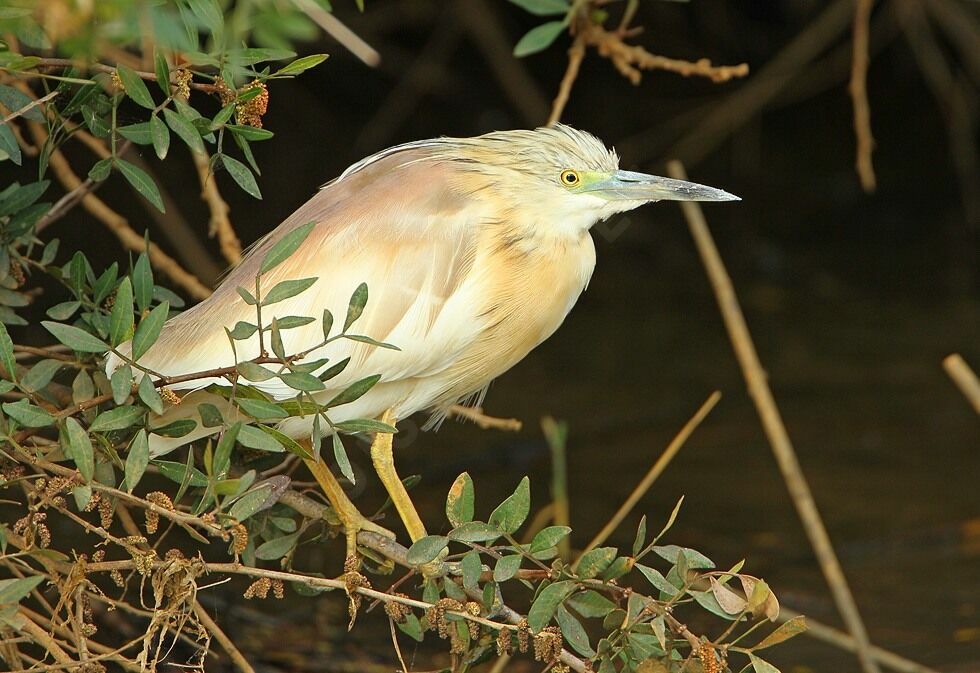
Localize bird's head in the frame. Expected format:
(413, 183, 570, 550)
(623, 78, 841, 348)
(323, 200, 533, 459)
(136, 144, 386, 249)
(445, 124, 739, 237)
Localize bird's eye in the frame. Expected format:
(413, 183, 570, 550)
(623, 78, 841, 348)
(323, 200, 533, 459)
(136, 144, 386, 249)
(560, 169, 580, 187)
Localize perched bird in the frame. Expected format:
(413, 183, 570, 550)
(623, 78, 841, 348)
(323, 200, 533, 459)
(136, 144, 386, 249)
(107, 124, 737, 558)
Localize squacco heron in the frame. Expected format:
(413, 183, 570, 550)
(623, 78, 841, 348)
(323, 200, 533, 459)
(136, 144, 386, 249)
(107, 125, 737, 560)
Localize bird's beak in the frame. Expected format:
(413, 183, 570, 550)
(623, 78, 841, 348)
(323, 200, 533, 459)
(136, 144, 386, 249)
(586, 170, 740, 203)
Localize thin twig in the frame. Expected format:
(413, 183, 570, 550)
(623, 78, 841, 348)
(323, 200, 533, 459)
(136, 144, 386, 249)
(577, 391, 721, 561)
(667, 160, 881, 673)
(942, 353, 980, 414)
(191, 147, 242, 266)
(0, 90, 59, 125)
(548, 33, 587, 125)
(12, 57, 218, 92)
(291, 0, 380, 67)
(849, 0, 877, 191)
(193, 603, 257, 673)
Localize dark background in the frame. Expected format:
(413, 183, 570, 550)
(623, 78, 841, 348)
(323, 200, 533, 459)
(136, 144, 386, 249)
(17, 0, 980, 671)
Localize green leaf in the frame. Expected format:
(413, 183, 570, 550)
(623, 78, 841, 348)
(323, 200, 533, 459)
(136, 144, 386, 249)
(653, 545, 714, 570)
(154, 459, 208, 487)
(405, 535, 448, 565)
(20, 359, 63, 393)
(322, 309, 334, 339)
(255, 531, 301, 560)
(2, 399, 54, 427)
(131, 301, 169, 360)
(236, 397, 288, 420)
(41, 321, 107, 352)
(527, 580, 576, 632)
(326, 374, 380, 407)
(566, 590, 616, 618)
(154, 51, 171, 95)
(507, 0, 569, 16)
(116, 158, 165, 212)
(274, 54, 329, 76)
(138, 375, 163, 413)
(132, 252, 153, 312)
(90, 405, 145, 432)
(110, 364, 133, 405)
(488, 476, 530, 534)
(227, 124, 273, 141)
(331, 433, 355, 484)
(576, 547, 617, 580)
(237, 424, 284, 452)
(0, 576, 45, 605)
(125, 430, 149, 492)
(344, 282, 368, 330)
(749, 654, 782, 673)
(108, 277, 134, 346)
(186, 0, 223, 35)
(228, 321, 257, 340)
(116, 64, 155, 109)
(212, 423, 241, 478)
(196, 402, 224, 427)
(461, 550, 482, 590)
(221, 154, 261, 199)
(232, 363, 272, 386)
(493, 554, 522, 582)
(274, 315, 315, 330)
(530, 526, 571, 554)
(332, 420, 395, 436)
(262, 277, 317, 305)
(64, 417, 94, 481)
(0, 84, 44, 122)
(116, 123, 152, 145)
(397, 612, 423, 642)
(632, 515, 647, 557)
(150, 418, 197, 437)
(557, 604, 595, 657)
(753, 615, 807, 650)
(0, 123, 21, 165)
(228, 482, 275, 522)
(448, 521, 501, 543)
(163, 107, 204, 154)
(149, 114, 170, 160)
(636, 564, 678, 597)
(46, 301, 80, 321)
(259, 221, 315, 274)
(446, 472, 474, 527)
(279, 371, 325, 392)
(0, 322, 15, 383)
(513, 21, 566, 57)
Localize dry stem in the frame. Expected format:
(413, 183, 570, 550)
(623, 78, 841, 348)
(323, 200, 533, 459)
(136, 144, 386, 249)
(849, 0, 877, 191)
(191, 148, 242, 266)
(942, 353, 980, 414)
(578, 391, 721, 560)
(667, 160, 881, 673)
(548, 14, 749, 125)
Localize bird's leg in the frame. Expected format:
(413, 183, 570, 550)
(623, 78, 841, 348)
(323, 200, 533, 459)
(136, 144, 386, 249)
(302, 444, 394, 560)
(370, 409, 428, 543)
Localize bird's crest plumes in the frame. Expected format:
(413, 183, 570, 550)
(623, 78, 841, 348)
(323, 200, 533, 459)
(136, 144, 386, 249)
(334, 124, 619, 185)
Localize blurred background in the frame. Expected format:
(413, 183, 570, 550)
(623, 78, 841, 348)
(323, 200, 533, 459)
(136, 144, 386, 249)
(7, 0, 979, 671)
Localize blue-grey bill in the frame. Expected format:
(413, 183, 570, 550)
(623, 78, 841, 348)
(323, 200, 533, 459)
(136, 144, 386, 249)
(590, 170, 740, 202)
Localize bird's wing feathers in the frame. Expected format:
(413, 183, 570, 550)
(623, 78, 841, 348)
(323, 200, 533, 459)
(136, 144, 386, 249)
(126, 149, 488, 399)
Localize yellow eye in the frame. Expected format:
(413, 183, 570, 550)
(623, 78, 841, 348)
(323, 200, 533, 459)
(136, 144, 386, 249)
(560, 169, 580, 187)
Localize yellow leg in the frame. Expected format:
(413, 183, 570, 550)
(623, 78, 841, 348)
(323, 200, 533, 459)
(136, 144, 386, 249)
(370, 409, 428, 543)
(302, 446, 394, 559)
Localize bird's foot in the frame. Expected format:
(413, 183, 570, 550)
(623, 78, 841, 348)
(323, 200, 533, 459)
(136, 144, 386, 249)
(336, 506, 396, 562)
